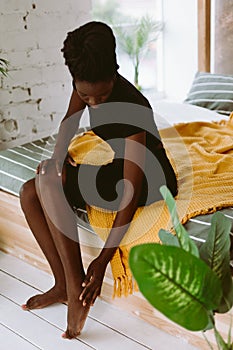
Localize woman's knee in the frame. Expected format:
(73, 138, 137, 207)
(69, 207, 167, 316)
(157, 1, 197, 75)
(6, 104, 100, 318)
(19, 178, 37, 210)
(35, 164, 65, 191)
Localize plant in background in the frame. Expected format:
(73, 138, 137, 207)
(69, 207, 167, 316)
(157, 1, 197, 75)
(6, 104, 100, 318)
(114, 15, 162, 90)
(92, 0, 163, 90)
(92, 0, 125, 24)
(129, 185, 233, 349)
(0, 58, 9, 76)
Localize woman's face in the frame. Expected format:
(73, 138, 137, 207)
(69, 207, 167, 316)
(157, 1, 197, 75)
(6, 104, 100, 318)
(74, 79, 115, 107)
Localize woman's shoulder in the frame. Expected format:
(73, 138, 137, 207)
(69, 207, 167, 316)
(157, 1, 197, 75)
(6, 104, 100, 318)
(108, 74, 152, 109)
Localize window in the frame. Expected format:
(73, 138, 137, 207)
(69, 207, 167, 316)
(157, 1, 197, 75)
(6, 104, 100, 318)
(91, 0, 164, 100)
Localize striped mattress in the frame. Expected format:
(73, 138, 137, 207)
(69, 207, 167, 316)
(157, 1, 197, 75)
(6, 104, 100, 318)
(0, 131, 93, 233)
(0, 134, 232, 266)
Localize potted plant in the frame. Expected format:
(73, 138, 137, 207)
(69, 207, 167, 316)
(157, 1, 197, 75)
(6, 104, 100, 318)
(114, 15, 162, 90)
(92, 0, 124, 23)
(129, 186, 233, 349)
(0, 58, 9, 76)
(92, 0, 163, 90)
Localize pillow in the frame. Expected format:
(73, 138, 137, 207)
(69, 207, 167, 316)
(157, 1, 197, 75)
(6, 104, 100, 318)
(184, 71, 233, 116)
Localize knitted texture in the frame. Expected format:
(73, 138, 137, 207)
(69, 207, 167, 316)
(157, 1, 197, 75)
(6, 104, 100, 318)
(68, 130, 115, 165)
(87, 114, 233, 296)
(70, 114, 233, 297)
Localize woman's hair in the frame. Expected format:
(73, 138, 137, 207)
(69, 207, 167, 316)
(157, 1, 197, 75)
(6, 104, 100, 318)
(61, 21, 119, 83)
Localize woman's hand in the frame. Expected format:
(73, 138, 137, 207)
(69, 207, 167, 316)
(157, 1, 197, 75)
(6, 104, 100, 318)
(36, 158, 63, 176)
(66, 154, 77, 167)
(35, 154, 77, 176)
(79, 257, 108, 307)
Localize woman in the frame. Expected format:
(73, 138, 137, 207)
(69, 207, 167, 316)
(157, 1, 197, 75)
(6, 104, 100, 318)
(20, 21, 177, 339)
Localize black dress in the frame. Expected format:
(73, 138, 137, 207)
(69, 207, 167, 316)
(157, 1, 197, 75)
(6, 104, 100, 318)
(65, 74, 177, 211)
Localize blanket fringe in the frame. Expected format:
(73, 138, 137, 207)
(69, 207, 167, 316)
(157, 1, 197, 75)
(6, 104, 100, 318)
(180, 203, 233, 225)
(113, 275, 139, 298)
(87, 116, 233, 298)
(212, 113, 233, 125)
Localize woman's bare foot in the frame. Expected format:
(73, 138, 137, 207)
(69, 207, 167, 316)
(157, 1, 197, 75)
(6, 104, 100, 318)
(62, 296, 90, 339)
(22, 285, 67, 310)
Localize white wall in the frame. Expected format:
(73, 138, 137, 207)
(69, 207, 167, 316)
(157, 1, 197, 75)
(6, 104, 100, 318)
(162, 0, 198, 101)
(0, 0, 91, 150)
(0, 0, 198, 149)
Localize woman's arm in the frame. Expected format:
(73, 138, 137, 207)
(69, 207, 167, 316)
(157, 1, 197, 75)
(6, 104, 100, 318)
(99, 131, 146, 255)
(80, 131, 146, 305)
(52, 89, 86, 160)
(37, 89, 86, 175)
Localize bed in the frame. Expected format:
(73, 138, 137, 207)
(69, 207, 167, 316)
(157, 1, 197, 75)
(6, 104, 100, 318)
(1, 70, 233, 350)
(1, 71, 233, 265)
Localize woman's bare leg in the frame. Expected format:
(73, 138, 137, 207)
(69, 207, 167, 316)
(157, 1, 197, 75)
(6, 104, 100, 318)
(20, 178, 67, 309)
(35, 164, 90, 338)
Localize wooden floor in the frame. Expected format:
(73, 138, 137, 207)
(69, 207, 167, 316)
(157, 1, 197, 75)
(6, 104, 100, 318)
(0, 251, 200, 350)
(0, 190, 232, 350)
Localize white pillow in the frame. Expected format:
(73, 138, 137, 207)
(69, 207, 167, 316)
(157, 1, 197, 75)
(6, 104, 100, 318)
(153, 101, 227, 130)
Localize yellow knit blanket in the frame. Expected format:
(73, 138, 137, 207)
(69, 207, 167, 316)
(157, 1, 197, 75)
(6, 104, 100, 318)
(69, 114, 233, 297)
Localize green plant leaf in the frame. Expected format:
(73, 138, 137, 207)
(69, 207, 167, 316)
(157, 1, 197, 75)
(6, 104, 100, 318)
(214, 325, 230, 350)
(200, 212, 233, 313)
(202, 332, 215, 350)
(160, 185, 199, 257)
(227, 315, 232, 349)
(0, 58, 9, 76)
(113, 14, 162, 87)
(203, 310, 215, 331)
(129, 243, 222, 331)
(158, 229, 180, 247)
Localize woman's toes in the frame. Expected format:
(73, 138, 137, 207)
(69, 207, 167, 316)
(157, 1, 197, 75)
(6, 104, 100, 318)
(21, 287, 67, 311)
(62, 329, 81, 339)
(21, 304, 29, 310)
(25, 296, 39, 309)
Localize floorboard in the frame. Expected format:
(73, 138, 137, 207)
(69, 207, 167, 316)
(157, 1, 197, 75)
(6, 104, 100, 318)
(0, 271, 151, 350)
(0, 251, 199, 350)
(0, 323, 41, 350)
(0, 295, 92, 350)
(1, 190, 230, 350)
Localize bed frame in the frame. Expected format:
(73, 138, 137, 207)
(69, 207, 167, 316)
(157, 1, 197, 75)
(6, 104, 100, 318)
(0, 185, 232, 350)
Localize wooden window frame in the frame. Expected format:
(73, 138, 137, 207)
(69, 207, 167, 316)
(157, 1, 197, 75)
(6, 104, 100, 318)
(198, 0, 211, 72)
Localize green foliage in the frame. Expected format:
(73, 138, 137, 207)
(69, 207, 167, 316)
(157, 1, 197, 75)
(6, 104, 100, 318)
(159, 185, 199, 257)
(114, 15, 162, 58)
(129, 243, 221, 331)
(92, 0, 163, 89)
(158, 229, 180, 246)
(129, 185, 233, 349)
(0, 58, 9, 76)
(200, 212, 233, 313)
(114, 15, 162, 88)
(91, 0, 125, 24)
